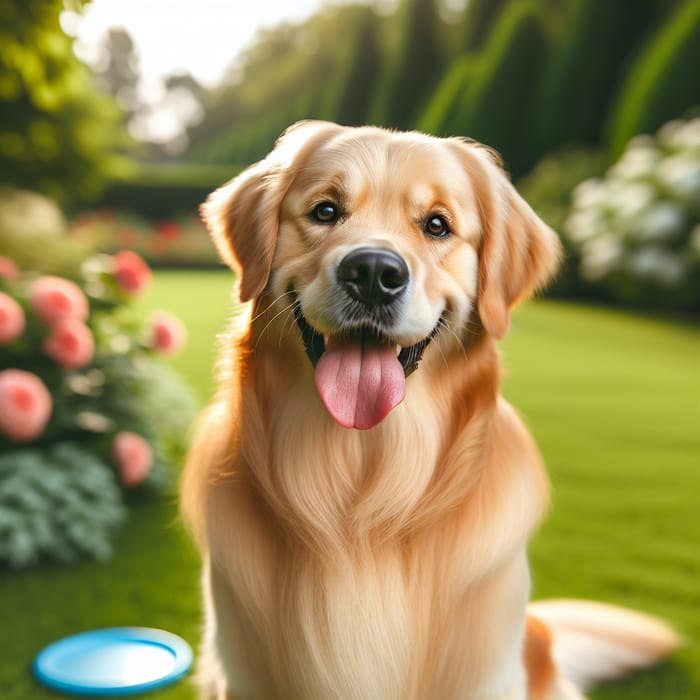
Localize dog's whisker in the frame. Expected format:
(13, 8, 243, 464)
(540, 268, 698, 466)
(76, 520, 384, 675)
(253, 299, 298, 352)
(249, 290, 296, 324)
(278, 310, 299, 350)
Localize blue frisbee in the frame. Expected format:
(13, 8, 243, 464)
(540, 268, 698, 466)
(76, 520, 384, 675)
(33, 627, 193, 696)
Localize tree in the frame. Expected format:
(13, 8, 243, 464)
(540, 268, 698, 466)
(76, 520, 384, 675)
(93, 27, 141, 118)
(0, 0, 130, 202)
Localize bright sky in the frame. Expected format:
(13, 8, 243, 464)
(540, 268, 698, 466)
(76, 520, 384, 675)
(71, 0, 332, 88)
(67, 0, 383, 143)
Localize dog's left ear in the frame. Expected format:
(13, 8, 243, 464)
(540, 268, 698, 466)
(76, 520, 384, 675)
(201, 120, 342, 301)
(448, 139, 562, 339)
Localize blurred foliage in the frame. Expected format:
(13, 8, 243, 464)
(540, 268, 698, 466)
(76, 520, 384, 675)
(0, 187, 87, 278)
(0, 0, 131, 203)
(92, 27, 140, 118)
(564, 116, 700, 311)
(607, 0, 700, 158)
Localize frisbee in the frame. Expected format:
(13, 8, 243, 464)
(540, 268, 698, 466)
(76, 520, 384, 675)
(33, 627, 193, 696)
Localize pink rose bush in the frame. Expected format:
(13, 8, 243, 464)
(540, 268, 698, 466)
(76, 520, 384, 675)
(0, 249, 195, 568)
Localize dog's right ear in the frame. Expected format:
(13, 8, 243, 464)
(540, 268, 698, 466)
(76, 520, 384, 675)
(201, 120, 342, 302)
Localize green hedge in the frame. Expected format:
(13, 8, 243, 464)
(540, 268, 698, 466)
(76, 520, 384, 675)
(78, 163, 239, 220)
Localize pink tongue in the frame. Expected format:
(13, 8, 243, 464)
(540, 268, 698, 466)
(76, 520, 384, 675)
(314, 340, 405, 430)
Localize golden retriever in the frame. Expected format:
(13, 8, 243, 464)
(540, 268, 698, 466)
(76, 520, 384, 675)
(182, 121, 677, 700)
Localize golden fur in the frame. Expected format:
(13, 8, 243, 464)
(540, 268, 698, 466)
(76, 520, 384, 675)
(181, 122, 676, 700)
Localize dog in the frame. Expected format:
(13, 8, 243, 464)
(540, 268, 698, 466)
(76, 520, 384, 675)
(181, 121, 678, 699)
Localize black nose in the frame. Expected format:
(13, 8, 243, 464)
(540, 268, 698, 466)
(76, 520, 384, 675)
(336, 247, 409, 306)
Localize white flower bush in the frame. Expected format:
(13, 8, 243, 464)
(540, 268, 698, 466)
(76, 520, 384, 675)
(565, 116, 700, 310)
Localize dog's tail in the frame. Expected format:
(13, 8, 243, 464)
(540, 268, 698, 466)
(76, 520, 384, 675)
(527, 599, 680, 696)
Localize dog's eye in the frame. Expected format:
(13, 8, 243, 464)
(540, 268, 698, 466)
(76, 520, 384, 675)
(424, 215, 450, 239)
(310, 202, 340, 224)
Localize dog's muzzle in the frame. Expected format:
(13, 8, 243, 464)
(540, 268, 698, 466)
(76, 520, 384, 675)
(293, 246, 438, 378)
(291, 247, 441, 429)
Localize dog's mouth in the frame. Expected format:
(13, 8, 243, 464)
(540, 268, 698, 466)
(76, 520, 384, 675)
(293, 298, 439, 430)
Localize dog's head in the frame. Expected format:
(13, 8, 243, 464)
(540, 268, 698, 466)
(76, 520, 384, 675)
(203, 121, 561, 429)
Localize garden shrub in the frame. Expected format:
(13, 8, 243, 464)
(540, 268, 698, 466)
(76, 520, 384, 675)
(0, 187, 85, 278)
(0, 443, 126, 567)
(565, 116, 700, 312)
(0, 190, 197, 568)
(607, 0, 700, 159)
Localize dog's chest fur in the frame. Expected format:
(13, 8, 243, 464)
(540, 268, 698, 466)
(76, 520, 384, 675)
(205, 352, 546, 700)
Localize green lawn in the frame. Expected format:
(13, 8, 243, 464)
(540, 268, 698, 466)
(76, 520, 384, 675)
(1, 270, 698, 699)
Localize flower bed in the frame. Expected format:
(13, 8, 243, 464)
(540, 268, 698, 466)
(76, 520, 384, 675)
(0, 250, 196, 568)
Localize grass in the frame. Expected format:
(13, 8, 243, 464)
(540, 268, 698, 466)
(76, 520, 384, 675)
(1, 270, 698, 699)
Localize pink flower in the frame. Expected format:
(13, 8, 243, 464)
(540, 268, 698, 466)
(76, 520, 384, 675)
(0, 256, 20, 281)
(113, 431, 153, 487)
(156, 220, 181, 240)
(0, 369, 53, 442)
(42, 319, 95, 370)
(149, 311, 186, 356)
(113, 251, 151, 295)
(30, 276, 89, 325)
(0, 292, 25, 344)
